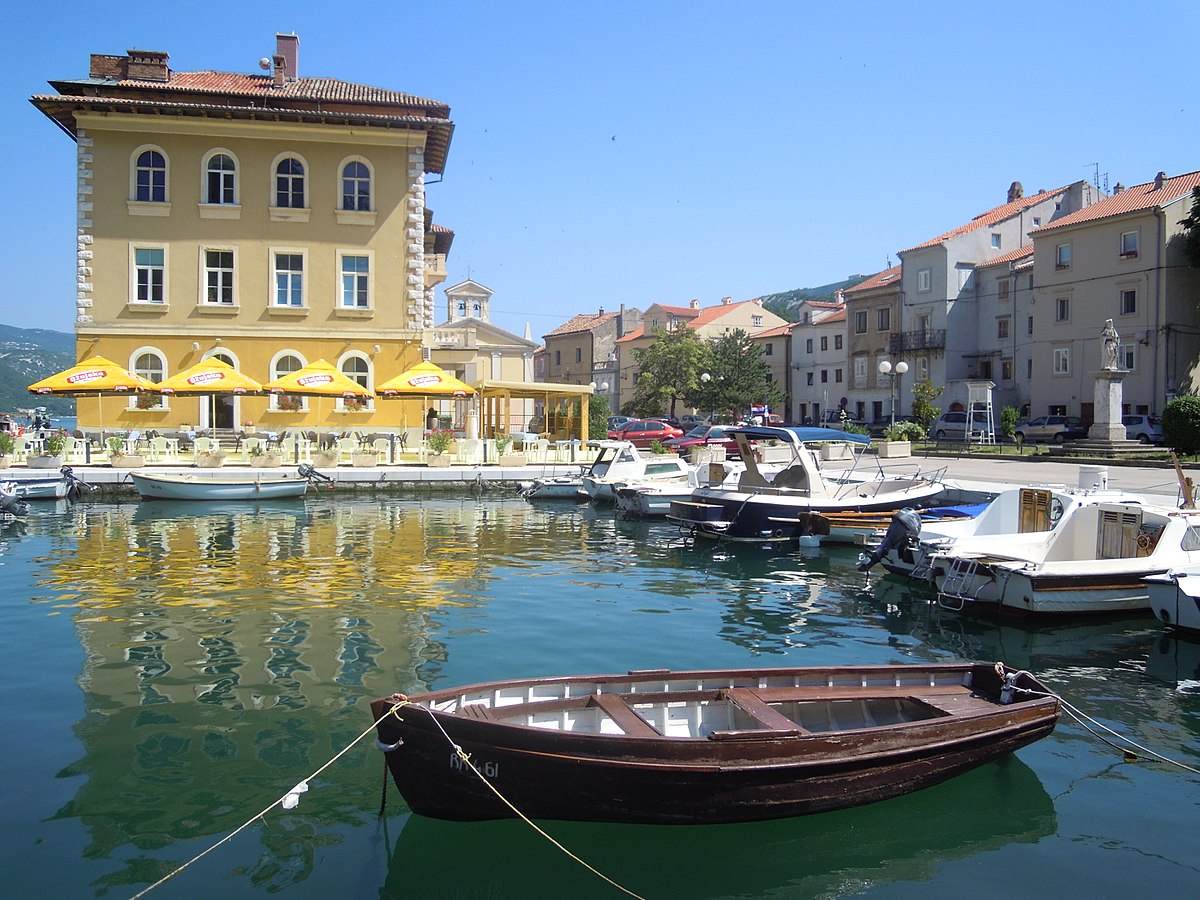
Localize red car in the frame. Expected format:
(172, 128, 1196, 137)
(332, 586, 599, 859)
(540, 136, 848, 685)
(607, 418, 684, 447)
(663, 424, 742, 459)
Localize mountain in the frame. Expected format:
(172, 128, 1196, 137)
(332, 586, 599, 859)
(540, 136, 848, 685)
(0, 323, 77, 416)
(754, 275, 873, 322)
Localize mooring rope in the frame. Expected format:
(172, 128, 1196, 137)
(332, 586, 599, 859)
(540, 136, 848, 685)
(1005, 675, 1200, 776)
(402, 704, 647, 900)
(128, 702, 405, 900)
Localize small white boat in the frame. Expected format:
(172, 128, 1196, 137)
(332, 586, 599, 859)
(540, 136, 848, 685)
(4, 465, 92, 501)
(1145, 567, 1200, 634)
(860, 485, 1146, 580)
(581, 442, 691, 502)
(129, 464, 330, 501)
(930, 499, 1200, 616)
(614, 459, 774, 518)
(0, 481, 29, 518)
(520, 441, 662, 502)
(517, 469, 589, 501)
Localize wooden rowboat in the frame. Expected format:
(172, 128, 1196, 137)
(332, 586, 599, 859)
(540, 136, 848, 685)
(371, 662, 1059, 824)
(129, 464, 330, 501)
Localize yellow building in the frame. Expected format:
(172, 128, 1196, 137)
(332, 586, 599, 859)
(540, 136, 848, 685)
(31, 34, 455, 431)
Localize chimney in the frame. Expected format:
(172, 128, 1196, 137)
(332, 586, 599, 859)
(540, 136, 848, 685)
(690, 299, 700, 309)
(124, 49, 170, 82)
(1113, 183, 1124, 194)
(1007, 181, 1024, 202)
(89, 54, 128, 80)
(721, 296, 732, 305)
(276, 33, 299, 80)
(1154, 171, 1166, 190)
(598, 306, 605, 316)
(272, 55, 286, 87)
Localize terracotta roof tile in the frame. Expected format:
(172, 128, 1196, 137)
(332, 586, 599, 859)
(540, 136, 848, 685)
(901, 185, 1074, 253)
(616, 326, 646, 343)
(544, 311, 619, 337)
(753, 323, 794, 338)
(843, 265, 901, 294)
(974, 245, 1034, 269)
(1034, 170, 1200, 232)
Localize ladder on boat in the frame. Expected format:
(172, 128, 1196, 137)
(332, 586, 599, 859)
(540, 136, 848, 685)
(937, 557, 982, 610)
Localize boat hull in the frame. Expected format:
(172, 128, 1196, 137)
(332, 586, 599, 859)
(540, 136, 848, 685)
(372, 663, 1058, 824)
(1146, 570, 1200, 633)
(130, 471, 309, 501)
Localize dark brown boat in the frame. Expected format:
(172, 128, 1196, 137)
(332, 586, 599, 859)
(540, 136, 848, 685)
(370, 662, 1059, 824)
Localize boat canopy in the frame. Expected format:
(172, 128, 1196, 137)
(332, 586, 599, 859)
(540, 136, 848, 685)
(727, 426, 871, 446)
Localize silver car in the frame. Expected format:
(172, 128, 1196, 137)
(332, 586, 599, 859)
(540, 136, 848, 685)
(1122, 414, 1163, 444)
(1014, 415, 1085, 444)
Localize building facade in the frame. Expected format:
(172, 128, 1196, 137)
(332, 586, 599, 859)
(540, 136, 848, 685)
(842, 267, 901, 424)
(32, 35, 456, 431)
(542, 305, 641, 413)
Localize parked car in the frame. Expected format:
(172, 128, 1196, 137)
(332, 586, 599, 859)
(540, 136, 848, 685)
(679, 414, 705, 430)
(931, 410, 993, 442)
(607, 415, 633, 433)
(647, 415, 683, 430)
(1014, 415, 1086, 444)
(607, 418, 684, 447)
(663, 425, 742, 459)
(818, 409, 868, 431)
(1122, 414, 1163, 444)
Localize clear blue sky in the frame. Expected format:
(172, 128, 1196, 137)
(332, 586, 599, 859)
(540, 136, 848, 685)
(3, 1, 1196, 341)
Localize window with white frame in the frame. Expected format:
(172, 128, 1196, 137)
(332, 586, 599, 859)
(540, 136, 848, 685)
(131, 350, 165, 408)
(752, 315, 763, 327)
(990, 233, 1002, 250)
(917, 268, 931, 292)
(1055, 243, 1071, 269)
(854, 310, 867, 334)
(341, 160, 371, 211)
(997, 317, 1009, 339)
(1053, 347, 1070, 374)
(1055, 296, 1070, 322)
(339, 356, 372, 410)
(275, 157, 306, 208)
(132, 246, 165, 303)
(876, 307, 890, 331)
(340, 254, 370, 308)
(205, 153, 236, 204)
(1120, 288, 1137, 315)
(203, 250, 235, 305)
(134, 149, 167, 202)
(273, 252, 304, 307)
(1120, 230, 1138, 258)
(917, 357, 929, 381)
(1119, 342, 1135, 370)
(271, 353, 306, 411)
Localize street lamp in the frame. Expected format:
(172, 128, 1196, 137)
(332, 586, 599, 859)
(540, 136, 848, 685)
(878, 359, 908, 428)
(701, 372, 716, 424)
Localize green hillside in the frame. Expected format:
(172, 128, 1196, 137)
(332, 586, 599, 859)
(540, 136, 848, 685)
(755, 275, 872, 322)
(0, 323, 77, 416)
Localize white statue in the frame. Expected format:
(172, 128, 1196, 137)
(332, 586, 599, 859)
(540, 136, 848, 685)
(1101, 319, 1120, 370)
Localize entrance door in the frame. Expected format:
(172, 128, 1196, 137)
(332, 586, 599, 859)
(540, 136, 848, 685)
(1081, 402, 1094, 430)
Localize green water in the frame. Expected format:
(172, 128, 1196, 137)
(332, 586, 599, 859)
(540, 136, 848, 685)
(0, 496, 1197, 898)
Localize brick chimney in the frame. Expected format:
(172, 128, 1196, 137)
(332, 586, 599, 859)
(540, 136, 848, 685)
(272, 55, 286, 87)
(276, 33, 299, 80)
(97, 49, 170, 82)
(1007, 181, 1024, 202)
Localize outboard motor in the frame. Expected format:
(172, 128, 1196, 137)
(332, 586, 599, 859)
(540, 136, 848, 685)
(0, 484, 29, 518)
(298, 463, 334, 486)
(857, 507, 923, 572)
(59, 465, 94, 502)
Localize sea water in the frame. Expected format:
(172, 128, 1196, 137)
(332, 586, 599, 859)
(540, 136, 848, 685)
(0, 495, 1196, 898)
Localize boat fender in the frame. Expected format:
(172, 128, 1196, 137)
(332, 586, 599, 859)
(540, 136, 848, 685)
(281, 780, 308, 810)
(857, 507, 922, 571)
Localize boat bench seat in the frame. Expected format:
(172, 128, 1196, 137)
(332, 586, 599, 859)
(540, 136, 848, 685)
(588, 693, 662, 737)
(750, 683, 975, 703)
(460, 703, 499, 721)
(721, 688, 806, 734)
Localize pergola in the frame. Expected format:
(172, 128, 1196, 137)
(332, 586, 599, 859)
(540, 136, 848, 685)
(474, 380, 594, 441)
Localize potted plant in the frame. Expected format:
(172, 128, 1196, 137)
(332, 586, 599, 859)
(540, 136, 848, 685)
(106, 435, 145, 468)
(0, 431, 13, 468)
(195, 448, 227, 468)
(135, 393, 161, 410)
(29, 430, 67, 468)
(248, 443, 282, 467)
(425, 428, 455, 466)
(494, 433, 525, 466)
(276, 395, 303, 412)
(878, 421, 925, 458)
(342, 397, 368, 412)
(312, 446, 340, 467)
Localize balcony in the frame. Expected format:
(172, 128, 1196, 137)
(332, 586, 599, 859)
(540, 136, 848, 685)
(890, 329, 946, 354)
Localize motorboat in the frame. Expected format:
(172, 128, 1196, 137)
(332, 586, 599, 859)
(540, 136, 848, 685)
(817, 503, 988, 547)
(129, 464, 331, 501)
(0, 481, 29, 518)
(581, 443, 690, 502)
(859, 485, 1146, 580)
(370, 662, 1059, 824)
(667, 426, 946, 544)
(1145, 566, 1200, 634)
(4, 465, 92, 501)
(612, 458, 770, 518)
(930, 499, 1200, 616)
(519, 441, 668, 502)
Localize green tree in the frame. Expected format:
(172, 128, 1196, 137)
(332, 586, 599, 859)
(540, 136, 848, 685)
(684, 329, 783, 420)
(1163, 394, 1200, 455)
(630, 326, 708, 417)
(587, 392, 612, 438)
(910, 380, 943, 428)
(1000, 405, 1020, 440)
(1179, 186, 1200, 269)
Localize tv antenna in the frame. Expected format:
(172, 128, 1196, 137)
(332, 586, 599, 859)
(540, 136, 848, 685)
(1086, 162, 1109, 194)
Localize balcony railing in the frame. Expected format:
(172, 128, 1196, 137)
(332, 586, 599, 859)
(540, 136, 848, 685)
(889, 329, 946, 354)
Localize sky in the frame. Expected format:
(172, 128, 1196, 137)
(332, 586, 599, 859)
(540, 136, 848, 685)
(2, 1, 1197, 341)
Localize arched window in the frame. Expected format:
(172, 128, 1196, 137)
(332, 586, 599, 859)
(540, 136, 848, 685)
(341, 160, 371, 211)
(340, 355, 372, 411)
(275, 157, 305, 208)
(272, 353, 306, 411)
(131, 349, 166, 409)
(135, 150, 166, 202)
(205, 153, 236, 204)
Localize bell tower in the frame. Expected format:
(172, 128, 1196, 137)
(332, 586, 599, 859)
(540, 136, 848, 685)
(444, 279, 493, 323)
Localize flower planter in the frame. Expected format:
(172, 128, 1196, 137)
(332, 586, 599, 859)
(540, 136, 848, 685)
(351, 452, 377, 467)
(427, 453, 453, 467)
(27, 455, 63, 469)
(195, 454, 226, 468)
(312, 451, 339, 468)
(111, 455, 146, 468)
(0, 456, 12, 469)
(877, 441, 912, 459)
(498, 453, 526, 467)
(255, 454, 283, 468)
(819, 443, 851, 461)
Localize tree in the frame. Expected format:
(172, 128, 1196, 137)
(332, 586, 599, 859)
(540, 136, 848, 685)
(587, 392, 611, 438)
(630, 326, 708, 417)
(1163, 394, 1200, 456)
(910, 380, 943, 428)
(684, 329, 784, 420)
(1180, 186, 1200, 269)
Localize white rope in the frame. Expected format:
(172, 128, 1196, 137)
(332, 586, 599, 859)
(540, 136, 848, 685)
(128, 701, 405, 900)
(408, 705, 647, 900)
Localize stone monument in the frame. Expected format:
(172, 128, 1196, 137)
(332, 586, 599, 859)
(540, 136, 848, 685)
(1088, 319, 1128, 441)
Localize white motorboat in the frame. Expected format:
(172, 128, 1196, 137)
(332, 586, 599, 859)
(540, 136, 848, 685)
(930, 499, 1200, 616)
(583, 445, 691, 503)
(520, 442, 673, 502)
(859, 485, 1146, 580)
(667, 426, 946, 544)
(613, 458, 783, 518)
(516, 471, 589, 501)
(1145, 567, 1200, 634)
(129, 464, 330, 501)
(4, 465, 92, 501)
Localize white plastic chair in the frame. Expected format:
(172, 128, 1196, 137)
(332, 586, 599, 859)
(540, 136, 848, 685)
(335, 436, 359, 462)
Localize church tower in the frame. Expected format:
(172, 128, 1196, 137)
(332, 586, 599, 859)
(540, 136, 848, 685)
(444, 279, 493, 323)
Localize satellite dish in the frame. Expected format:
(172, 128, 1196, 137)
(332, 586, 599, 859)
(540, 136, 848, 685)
(259, 57, 271, 71)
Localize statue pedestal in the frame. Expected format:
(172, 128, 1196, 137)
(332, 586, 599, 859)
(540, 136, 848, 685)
(1088, 370, 1128, 441)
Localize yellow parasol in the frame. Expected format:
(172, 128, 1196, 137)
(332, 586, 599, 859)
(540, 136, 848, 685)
(261, 358, 373, 401)
(157, 357, 263, 431)
(28, 355, 159, 432)
(375, 361, 475, 397)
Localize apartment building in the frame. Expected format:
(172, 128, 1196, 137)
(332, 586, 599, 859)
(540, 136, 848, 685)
(843, 266, 901, 424)
(542, 305, 641, 412)
(32, 34, 455, 431)
(1030, 170, 1200, 421)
